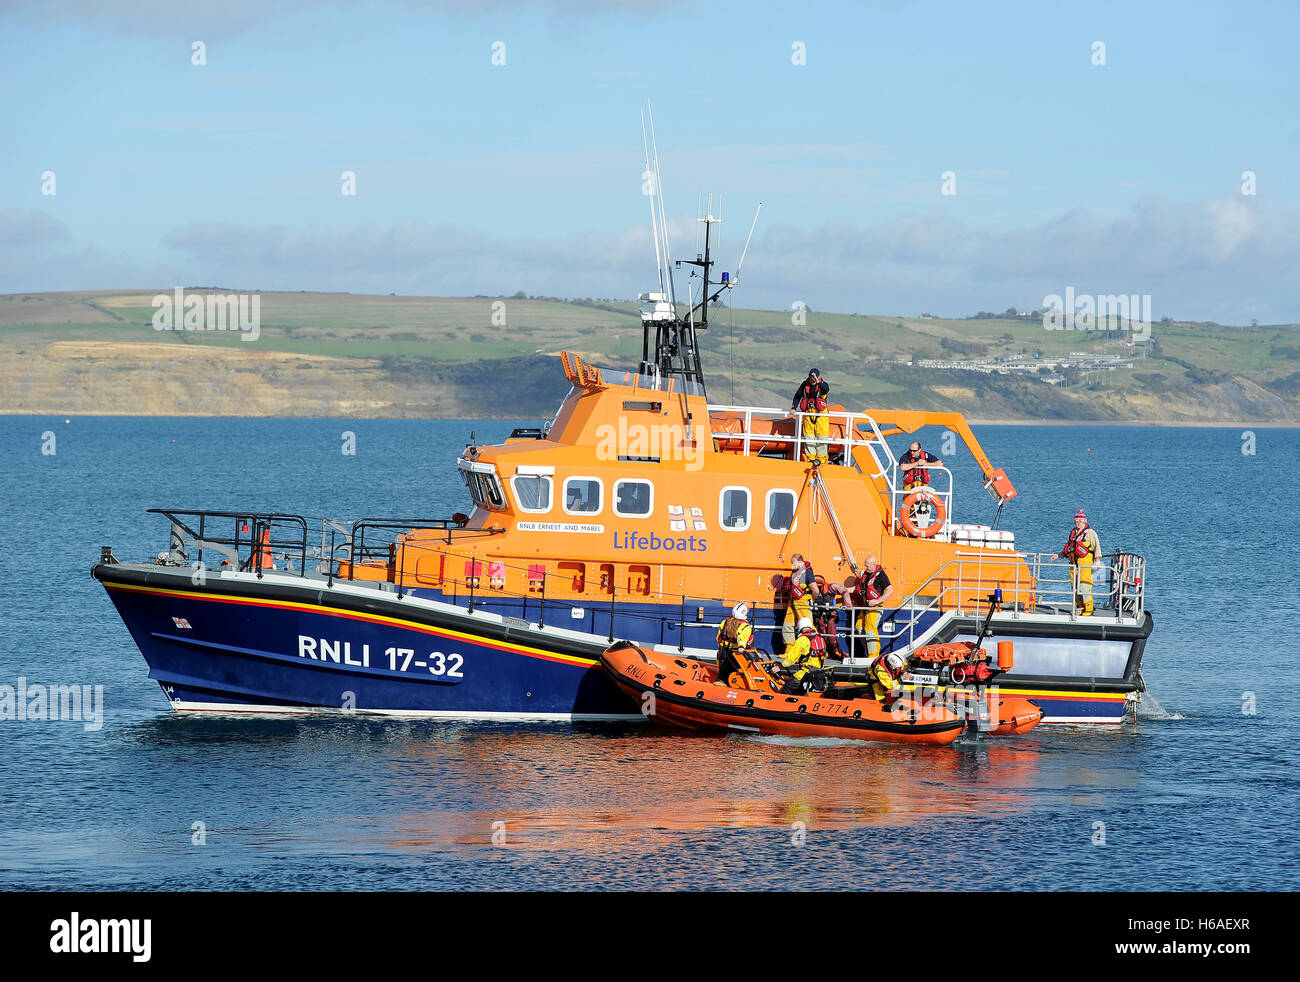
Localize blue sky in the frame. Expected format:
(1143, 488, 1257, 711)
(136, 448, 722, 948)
(2, 0, 1297, 321)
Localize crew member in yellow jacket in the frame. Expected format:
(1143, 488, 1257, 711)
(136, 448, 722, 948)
(865, 652, 906, 701)
(1058, 509, 1101, 616)
(715, 602, 755, 685)
(776, 618, 827, 693)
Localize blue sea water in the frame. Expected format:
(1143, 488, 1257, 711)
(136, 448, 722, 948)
(0, 416, 1296, 890)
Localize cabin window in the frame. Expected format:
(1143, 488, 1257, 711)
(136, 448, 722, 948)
(765, 489, 797, 533)
(719, 486, 750, 531)
(563, 477, 602, 515)
(613, 479, 653, 517)
(511, 474, 552, 513)
(460, 468, 505, 511)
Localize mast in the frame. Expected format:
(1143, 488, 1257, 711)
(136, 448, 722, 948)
(635, 108, 760, 402)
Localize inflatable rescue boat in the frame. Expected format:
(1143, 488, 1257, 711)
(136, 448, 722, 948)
(600, 634, 1043, 744)
(600, 641, 967, 744)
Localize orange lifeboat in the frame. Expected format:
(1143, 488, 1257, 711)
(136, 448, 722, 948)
(600, 641, 966, 745)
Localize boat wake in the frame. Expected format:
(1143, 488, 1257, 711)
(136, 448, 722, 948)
(1137, 690, 1185, 721)
(741, 734, 911, 749)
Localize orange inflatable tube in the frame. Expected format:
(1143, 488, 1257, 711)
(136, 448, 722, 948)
(600, 641, 966, 746)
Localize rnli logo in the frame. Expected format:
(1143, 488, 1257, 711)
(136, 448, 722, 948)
(667, 504, 707, 533)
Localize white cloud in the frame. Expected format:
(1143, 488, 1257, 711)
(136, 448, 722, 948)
(0, 210, 71, 249)
(2, 0, 681, 37)
(4, 195, 1297, 324)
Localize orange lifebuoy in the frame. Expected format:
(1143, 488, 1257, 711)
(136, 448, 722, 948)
(899, 490, 946, 538)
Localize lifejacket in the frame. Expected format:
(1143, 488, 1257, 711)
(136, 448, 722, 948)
(797, 380, 828, 413)
(796, 631, 827, 665)
(869, 654, 901, 683)
(866, 655, 901, 700)
(849, 568, 887, 607)
(902, 450, 931, 487)
(717, 616, 748, 651)
(789, 567, 816, 600)
(1066, 526, 1095, 561)
(861, 567, 888, 602)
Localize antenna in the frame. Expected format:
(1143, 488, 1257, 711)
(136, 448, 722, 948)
(637, 107, 660, 297)
(647, 102, 676, 308)
(734, 202, 763, 282)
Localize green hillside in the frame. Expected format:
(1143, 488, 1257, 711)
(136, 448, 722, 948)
(1, 290, 1297, 421)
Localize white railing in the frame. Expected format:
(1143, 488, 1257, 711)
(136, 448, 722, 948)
(708, 403, 882, 463)
(887, 464, 954, 539)
(823, 550, 1146, 659)
(708, 402, 958, 532)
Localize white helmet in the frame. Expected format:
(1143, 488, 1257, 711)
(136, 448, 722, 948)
(884, 653, 905, 676)
(796, 617, 814, 633)
(732, 602, 750, 620)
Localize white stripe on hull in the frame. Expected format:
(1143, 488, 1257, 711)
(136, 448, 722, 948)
(168, 699, 643, 723)
(1038, 716, 1127, 725)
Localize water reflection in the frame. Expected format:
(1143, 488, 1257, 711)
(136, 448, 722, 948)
(300, 726, 1050, 852)
(100, 714, 1163, 863)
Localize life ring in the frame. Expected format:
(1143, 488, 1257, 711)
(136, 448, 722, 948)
(899, 490, 946, 538)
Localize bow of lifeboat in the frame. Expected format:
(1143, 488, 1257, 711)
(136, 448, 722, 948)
(599, 641, 966, 746)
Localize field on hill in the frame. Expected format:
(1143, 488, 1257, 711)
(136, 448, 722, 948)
(2, 290, 1297, 421)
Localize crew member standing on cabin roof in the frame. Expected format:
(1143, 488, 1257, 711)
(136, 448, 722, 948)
(852, 554, 894, 658)
(782, 553, 820, 645)
(776, 618, 826, 694)
(1058, 510, 1101, 616)
(715, 602, 754, 686)
(898, 441, 942, 491)
(792, 368, 831, 465)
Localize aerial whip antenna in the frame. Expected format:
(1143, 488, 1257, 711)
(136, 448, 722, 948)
(640, 108, 665, 298)
(647, 102, 676, 308)
(734, 202, 763, 283)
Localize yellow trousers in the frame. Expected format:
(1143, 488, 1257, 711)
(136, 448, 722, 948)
(856, 608, 882, 657)
(782, 595, 812, 644)
(801, 412, 830, 464)
(1072, 558, 1094, 615)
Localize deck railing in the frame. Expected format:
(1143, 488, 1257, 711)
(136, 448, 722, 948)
(706, 404, 956, 530)
(145, 509, 1145, 660)
(843, 550, 1147, 657)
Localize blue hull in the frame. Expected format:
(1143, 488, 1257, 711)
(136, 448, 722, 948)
(98, 569, 631, 718)
(93, 564, 1148, 724)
